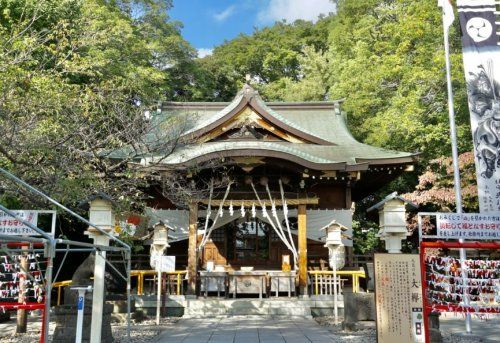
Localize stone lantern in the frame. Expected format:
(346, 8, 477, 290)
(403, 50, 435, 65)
(150, 221, 174, 325)
(153, 221, 170, 248)
(367, 192, 417, 253)
(320, 220, 348, 324)
(320, 220, 347, 270)
(85, 193, 116, 343)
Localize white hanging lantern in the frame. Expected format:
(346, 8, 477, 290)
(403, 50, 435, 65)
(241, 204, 245, 217)
(251, 203, 256, 218)
(229, 201, 234, 216)
(262, 205, 268, 217)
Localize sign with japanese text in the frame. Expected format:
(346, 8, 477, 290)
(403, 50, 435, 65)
(436, 213, 500, 240)
(0, 210, 38, 235)
(375, 254, 424, 343)
(158, 256, 175, 272)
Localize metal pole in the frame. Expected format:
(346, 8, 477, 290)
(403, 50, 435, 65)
(0, 167, 130, 250)
(73, 286, 92, 343)
(442, 17, 472, 333)
(42, 243, 55, 343)
(126, 252, 131, 342)
(0, 205, 56, 341)
(156, 267, 161, 325)
(332, 248, 338, 325)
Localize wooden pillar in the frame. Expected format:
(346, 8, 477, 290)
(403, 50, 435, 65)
(298, 204, 308, 295)
(187, 202, 198, 296)
(16, 246, 28, 333)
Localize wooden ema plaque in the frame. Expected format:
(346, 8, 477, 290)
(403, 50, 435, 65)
(374, 254, 424, 343)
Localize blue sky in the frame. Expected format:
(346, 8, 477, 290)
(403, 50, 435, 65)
(169, 0, 336, 57)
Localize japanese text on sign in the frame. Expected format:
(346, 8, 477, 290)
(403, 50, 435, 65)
(375, 254, 424, 343)
(436, 213, 500, 240)
(0, 210, 38, 235)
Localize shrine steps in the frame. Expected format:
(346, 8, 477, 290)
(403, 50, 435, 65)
(133, 295, 344, 318)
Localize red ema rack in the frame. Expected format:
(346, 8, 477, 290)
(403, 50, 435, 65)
(419, 241, 500, 343)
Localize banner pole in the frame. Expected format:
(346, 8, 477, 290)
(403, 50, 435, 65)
(441, 8, 472, 333)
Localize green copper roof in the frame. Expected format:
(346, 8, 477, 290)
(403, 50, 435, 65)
(142, 85, 416, 171)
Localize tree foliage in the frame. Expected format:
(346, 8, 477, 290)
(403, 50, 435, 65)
(0, 0, 194, 209)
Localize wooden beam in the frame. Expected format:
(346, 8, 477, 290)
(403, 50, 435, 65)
(298, 204, 308, 295)
(187, 202, 198, 295)
(199, 198, 318, 206)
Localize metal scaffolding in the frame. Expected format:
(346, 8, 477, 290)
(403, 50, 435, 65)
(0, 167, 132, 342)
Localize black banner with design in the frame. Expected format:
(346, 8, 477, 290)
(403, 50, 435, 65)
(458, 0, 500, 212)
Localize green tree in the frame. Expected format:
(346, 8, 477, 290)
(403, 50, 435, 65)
(189, 17, 334, 101)
(0, 0, 193, 209)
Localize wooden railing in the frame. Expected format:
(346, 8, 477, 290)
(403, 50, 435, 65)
(165, 271, 187, 295)
(131, 270, 187, 295)
(52, 280, 72, 306)
(308, 270, 366, 296)
(51, 270, 188, 305)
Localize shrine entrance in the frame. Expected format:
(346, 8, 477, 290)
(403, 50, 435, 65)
(202, 215, 295, 270)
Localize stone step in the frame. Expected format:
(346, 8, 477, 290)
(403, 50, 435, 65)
(185, 307, 312, 317)
(132, 294, 345, 319)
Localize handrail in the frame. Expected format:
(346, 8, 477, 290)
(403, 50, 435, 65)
(308, 270, 366, 294)
(0, 167, 130, 250)
(0, 167, 132, 342)
(52, 280, 72, 306)
(131, 270, 187, 295)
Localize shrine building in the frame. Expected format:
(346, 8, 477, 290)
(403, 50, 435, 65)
(139, 84, 417, 296)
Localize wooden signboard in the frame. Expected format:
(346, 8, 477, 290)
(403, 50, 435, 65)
(374, 254, 424, 343)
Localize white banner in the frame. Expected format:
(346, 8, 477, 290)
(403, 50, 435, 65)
(0, 210, 38, 235)
(436, 213, 500, 240)
(458, 0, 500, 212)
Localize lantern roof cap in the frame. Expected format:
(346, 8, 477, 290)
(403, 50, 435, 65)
(367, 192, 418, 213)
(319, 219, 349, 232)
(78, 192, 115, 209)
(152, 220, 176, 231)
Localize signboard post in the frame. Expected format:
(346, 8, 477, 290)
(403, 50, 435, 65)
(374, 253, 424, 343)
(0, 210, 56, 236)
(436, 212, 500, 240)
(154, 255, 175, 325)
(72, 286, 92, 343)
(0, 210, 38, 235)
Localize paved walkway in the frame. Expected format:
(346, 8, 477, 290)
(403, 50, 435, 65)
(153, 317, 349, 343)
(440, 314, 500, 342)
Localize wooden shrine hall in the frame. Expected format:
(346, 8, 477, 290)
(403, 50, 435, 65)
(140, 84, 417, 297)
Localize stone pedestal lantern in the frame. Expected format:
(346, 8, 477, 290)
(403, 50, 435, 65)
(53, 194, 115, 343)
(367, 192, 417, 253)
(150, 221, 173, 325)
(85, 194, 116, 343)
(320, 220, 349, 324)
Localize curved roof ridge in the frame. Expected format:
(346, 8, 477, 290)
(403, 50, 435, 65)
(251, 96, 334, 144)
(182, 93, 244, 135)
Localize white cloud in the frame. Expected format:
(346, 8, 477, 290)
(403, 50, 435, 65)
(258, 0, 336, 24)
(213, 5, 237, 22)
(197, 48, 213, 58)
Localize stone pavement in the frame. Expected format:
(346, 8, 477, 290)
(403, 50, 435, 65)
(439, 314, 500, 342)
(153, 317, 350, 343)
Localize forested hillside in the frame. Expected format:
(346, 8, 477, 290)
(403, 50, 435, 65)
(188, 0, 478, 216)
(0, 0, 477, 216)
(190, 0, 472, 160)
